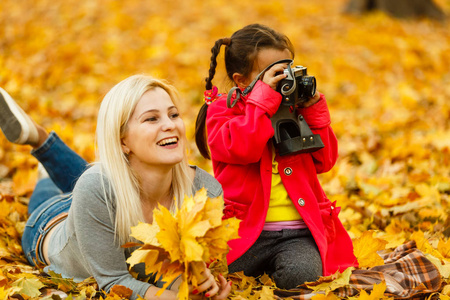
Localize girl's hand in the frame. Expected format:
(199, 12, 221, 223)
(189, 271, 232, 299)
(299, 90, 321, 108)
(261, 62, 289, 91)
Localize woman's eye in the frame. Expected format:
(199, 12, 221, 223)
(170, 113, 180, 119)
(145, 117, 157, 122)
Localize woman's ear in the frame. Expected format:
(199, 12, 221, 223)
(121, 140, 130, 155)
(232, 73, 249, 89)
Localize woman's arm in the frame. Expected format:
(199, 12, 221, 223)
(71, 170, 151, 300)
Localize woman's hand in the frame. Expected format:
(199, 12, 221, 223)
(261, 63, 288, 91)
(190, 273, 231, 299)
(189, 263, 232, 299)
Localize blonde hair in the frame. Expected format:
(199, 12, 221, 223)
(96, 74, 192, 245)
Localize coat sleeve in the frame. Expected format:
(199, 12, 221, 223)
(298, 93, 338, 174)
(206, 81, 281, 165)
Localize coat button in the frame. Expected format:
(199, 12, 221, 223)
(298, 198, 305, 206)
(284, 167, 293, 176)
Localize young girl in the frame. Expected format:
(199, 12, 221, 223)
(195, 24, 358, 289)
(0, 76, 231, 300)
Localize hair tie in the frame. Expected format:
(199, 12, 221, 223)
(204, 86, 222, 106)
(222, 38, 231, 46)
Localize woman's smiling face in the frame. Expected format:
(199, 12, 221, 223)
(121, 87, 186, 170)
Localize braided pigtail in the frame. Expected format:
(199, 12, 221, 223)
(205, 38, 230, 90)
(195, 38, 231, 159)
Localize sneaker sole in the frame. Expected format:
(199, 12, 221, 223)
(0, 88, 29, 144)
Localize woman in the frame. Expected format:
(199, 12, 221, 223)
(0, 76, 231, 300)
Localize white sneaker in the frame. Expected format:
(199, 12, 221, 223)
(0, 87, 39, 145)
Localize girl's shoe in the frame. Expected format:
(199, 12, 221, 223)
(0, 87, 39, 145)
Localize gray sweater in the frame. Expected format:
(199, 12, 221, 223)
(47, 164, 222, 300)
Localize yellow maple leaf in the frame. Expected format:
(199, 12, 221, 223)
(311, 293, 341, 300)
(410, 231, 444, 260)
(384, 219, 410, 235)
(127, 245, 182, 294)
(179, 189, 207, 229)
(228, 271, 259, 291)
(127, 248, 160, 275)
(233, 285, 254, 299)
(128, 188, 240, 298)
(438, 238, 450, 258)
(358, 281, 391, 300)
(130, 222, 160, 246)
(259, 274, 275, 287)
(154, 205, 181, 262)
(378, 221, 407, 249)
(0, 202, 11, 220)
(441, 284, 450, 296)
(0, 286, 10, 300)
(181, 219, 210, 261)
(255, 285, 274, 300)
(177, 272, 189, 300)
(415, 183, 440, 203)
(202, 195, 224, 227)
(353, 231, 387, 268)
(177, 190, 214, 262)
(199, 217, 240, 261)
(10, 276, 44, 298)
(306, 267, 354, 293)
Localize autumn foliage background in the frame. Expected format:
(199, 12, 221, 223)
(0, 0, 450, 298)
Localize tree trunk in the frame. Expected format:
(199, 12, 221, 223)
(344, 0, 446, 21)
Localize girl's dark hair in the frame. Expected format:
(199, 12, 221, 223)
(195, 23, 295, 159)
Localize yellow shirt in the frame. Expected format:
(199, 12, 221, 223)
(265, 148, 302, 222)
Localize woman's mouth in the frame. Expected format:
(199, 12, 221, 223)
(157, 137, 178, 147)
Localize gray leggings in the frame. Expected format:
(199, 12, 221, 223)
(228, 229, 322, 289)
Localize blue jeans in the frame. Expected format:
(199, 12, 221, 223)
(21, 132, 89, 265)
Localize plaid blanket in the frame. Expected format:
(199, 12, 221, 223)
(273, 241, 442, 299)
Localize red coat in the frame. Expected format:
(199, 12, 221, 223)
(206, 81, 358, 275)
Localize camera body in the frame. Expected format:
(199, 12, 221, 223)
(277, 65, 317, 106)
(271, 65, 324, 156)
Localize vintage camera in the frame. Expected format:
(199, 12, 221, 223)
(277, 65, 317, 105)
(271, 64, 325, 156)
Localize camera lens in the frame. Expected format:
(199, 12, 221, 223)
(300, 76, 316, 99)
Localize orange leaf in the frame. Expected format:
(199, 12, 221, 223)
(109, 285, 133, 299)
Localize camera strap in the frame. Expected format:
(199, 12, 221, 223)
(226, 59, 294, 108)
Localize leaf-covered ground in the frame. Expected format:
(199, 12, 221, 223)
(0, 0, 449, 299)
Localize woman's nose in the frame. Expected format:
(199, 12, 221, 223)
(161, 117, 176, 131)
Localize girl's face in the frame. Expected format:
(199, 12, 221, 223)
(121, 87, 186, 171)
(244, 48, 293, 87)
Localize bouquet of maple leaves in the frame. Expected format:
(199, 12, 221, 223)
(126, 189, 240, 299)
